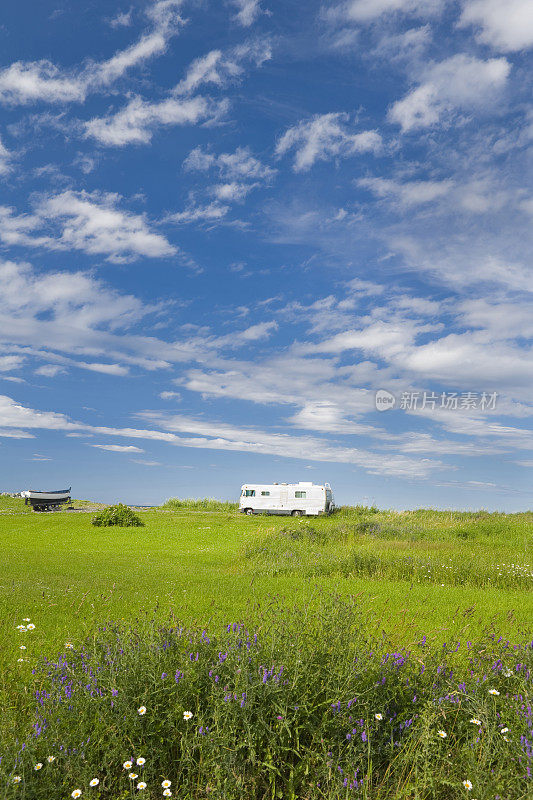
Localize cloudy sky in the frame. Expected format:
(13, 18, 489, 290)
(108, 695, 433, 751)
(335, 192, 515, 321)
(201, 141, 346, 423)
(0, 0, 532, 508)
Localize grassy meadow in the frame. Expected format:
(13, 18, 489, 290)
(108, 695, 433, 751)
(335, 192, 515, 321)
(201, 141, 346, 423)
(0, 496, 531, 799)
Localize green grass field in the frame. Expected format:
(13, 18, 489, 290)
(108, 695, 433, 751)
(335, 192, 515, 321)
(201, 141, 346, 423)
(1, 497, 532, 798)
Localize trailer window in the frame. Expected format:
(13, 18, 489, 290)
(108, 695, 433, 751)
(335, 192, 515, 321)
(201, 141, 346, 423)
(244, 489, 255, 497)
(261, 491, 270, 496)
(295, 491, 306, 498)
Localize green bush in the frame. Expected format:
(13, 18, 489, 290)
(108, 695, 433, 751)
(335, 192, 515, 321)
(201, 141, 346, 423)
(92, 503, 144, 527)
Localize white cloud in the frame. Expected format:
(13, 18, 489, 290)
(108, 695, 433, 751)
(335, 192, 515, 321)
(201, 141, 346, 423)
(358, 176, 453, 206)
(388, 54, 511, 131)
(330, 0, 444, 24)
(459, 0, 533, 52)
(231, 0, 265, 26)
(35, 365, 67, 377)
(85, 95, 221, 147)
(0, 392, 439, 478)
(276, 113, 382, 172)
(0, 0, 184, 106)
(108, 10, 134, 28)
(0, 191, 176, 262)
(0, 136, 13, 175)
(184, 145, 275, 181)
(166, 202, 230, 224)
(0, 355, 24, 372)
(174, 40, 271, 96)
(211, 182, 255, 202)
(159, 391, 181, 400)
(91, 443, 144, 452)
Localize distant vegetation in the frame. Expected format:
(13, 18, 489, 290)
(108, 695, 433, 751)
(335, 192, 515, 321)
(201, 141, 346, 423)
(244, 508, 533, 591)
(92, 503, 144, 527)
(162, 497, 239, 512)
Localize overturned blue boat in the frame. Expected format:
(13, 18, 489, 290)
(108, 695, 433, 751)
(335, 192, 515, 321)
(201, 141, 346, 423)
(20, 488, 71, 512)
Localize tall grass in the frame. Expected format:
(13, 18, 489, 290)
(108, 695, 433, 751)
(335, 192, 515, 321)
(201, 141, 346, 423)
(244, 522, 533, 590)
(161, 497, 239, 512)
(2, 592, 531, 799)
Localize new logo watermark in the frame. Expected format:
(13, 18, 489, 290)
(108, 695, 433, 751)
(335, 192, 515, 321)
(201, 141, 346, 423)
(375, 390, 498, 412)
(375, 390, 396, 411)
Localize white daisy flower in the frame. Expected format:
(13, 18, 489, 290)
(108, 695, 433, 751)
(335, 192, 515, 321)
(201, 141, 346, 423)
(123, 761, 133, 769)
(137, 706, 147, 715)
(71, 791, 82, 799)
(129, 773, 138, 780)
(137, 782, 147, 790)
(16, 625, 27, 631)
(162, 780, 172, 788)
(23, 618, 31, 622)
(17, 658, 24, 662)
(374, 713, 383, 721)
(437, 730, 447, 738)
(19, 645, 26, 650)
(26, 623, 35, 630)
(463, 780, 473, 791)
(136, 757, 146, 766)
(469, 718, 482, 725)
(34, 763, 43, 770)
(163, 791, 172, 797)
(501, 727, 509, 734)
(47, 756, 56, 763)
(13, 776, 22, 783)
(503, 668, 513, 677)
(488, 689, 500, 696)
(503, 735, 510, 742)
(183, 710, 193, 720)
(89, 778, 99, 787)
(65, 643, 74, 649)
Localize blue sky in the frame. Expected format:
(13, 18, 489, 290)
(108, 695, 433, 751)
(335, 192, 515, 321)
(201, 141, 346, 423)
(0, 0, 532, 509)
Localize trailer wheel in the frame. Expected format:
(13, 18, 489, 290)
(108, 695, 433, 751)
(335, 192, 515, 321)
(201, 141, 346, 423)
(291, 510, 304, 517)
(244, 508, 254, 515)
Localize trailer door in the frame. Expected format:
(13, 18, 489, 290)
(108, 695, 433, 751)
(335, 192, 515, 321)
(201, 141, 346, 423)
(280, 486, 288, 511)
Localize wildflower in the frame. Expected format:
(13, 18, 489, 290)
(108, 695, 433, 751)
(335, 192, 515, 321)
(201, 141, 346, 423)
(501, 727, 509, 734)
(129, 773, 138, 780)
(123, 761, 133, 769)
(19, 645, 26, 650)
(463, 780, 473, 791)
(23, 618, 31, 621)
(16, 625, 26, 631)
(34, 763, 43, 770)
(47, 756, 56, 762)
(469, 718, 482, 725)
(503, 668, 513, 677)
(17, 658, 24, 662)
(137, 706, 147, 715)
(437, 730, 447, 738)
(162, 780, 172, 788)
(89, 778, 99, 787)
(137, 782, 147, 790)
(488, 689, 500, 696)
(27, 623, 35, 630)
(374, 713, 383, 721)
(163, 791, 172, 798)
(183, 711, 193, 720)
(136, 757, 146, 766)
(503, 736, 510, 742)
(71, 791, 82, 799)
(13, 776, 22, 783)
(65, 643, 74, 649)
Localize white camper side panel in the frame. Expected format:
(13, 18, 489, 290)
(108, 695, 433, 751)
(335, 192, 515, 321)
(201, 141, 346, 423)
(239, 483, 330, 515)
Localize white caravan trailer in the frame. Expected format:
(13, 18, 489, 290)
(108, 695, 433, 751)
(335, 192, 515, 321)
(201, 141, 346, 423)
(239, 482, 335, 516)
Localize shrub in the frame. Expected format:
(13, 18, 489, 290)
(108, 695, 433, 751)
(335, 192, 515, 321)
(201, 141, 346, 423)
(92, 503, 144, 527)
